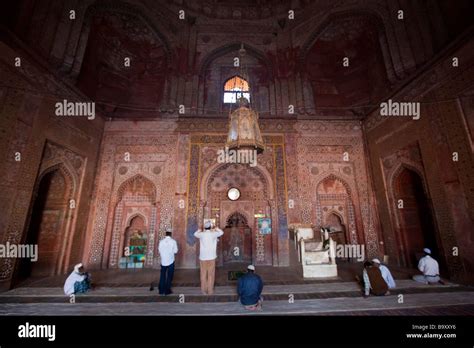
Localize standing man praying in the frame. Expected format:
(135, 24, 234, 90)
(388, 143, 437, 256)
(158, 230, 178, 295)
(194, 221, 224, 295)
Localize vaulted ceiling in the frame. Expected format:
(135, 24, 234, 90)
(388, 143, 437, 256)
(3, 0, 474, 119)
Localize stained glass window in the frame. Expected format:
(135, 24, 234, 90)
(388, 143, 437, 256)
(223, 76, 250, 103)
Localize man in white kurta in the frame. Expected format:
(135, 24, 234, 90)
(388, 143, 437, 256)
(64, 263, 90, 296)
(158, 230, 178, 295)
(372, 258, 396, 289)
(412, 248, 443, 284)
(194, 221, 224, 295)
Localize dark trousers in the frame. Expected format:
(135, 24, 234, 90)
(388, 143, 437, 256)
(159, 262, 175, 295)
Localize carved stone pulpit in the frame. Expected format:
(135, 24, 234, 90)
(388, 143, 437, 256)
(295, 226, 338, 278)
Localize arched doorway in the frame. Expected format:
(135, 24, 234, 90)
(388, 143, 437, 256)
(18, 168, 69, 280)
(108, 174, 157, 268)
(394, 168, 440, 268)
(123, 215, 148, 266)
(203, 163, 274, 266)
(222, 212, 252, 264)
(316, 175, 356, 245)
(326, 212, 347, 245)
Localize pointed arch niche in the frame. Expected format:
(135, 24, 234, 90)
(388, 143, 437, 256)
(315, 174, 358, 245)
(201, 163, 275, 266)
(107, 175, 159, 268)
(14, 141, 86, 285)
(20, 165, 72, 279)
(391, 165, 442, 268)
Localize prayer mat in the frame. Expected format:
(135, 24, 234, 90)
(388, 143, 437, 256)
(228, 271, 246, 281)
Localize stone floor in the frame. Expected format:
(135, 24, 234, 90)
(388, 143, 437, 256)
(1, 291, 474, 316)
(4, 244, 470, 315)
(1, 279, 473, 315)
(15, 260, 420, 288)
(0, 279, 463, 298)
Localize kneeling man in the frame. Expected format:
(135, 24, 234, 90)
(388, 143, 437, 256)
(372, 258, 396, 289)
(237, 265, 264, 310)
(413, 248, 445, 285)
(362, 261, 390, 297)
(64, 263, 91, 296)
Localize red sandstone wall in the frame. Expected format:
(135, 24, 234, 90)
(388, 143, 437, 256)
(293, 121, 380, 258)
(364, 38, 474, 284)
(1, 0, 472, 285)
(84, 121, 179, 269)
(0, 38, 104, 290)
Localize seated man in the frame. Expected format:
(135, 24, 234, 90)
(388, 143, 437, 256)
(362, 261, 390, 297)
(237, 265, 264, 310)
(372, 258, 396, 289)
(412, 248, 445, 285)
(64, 263, 91, 296)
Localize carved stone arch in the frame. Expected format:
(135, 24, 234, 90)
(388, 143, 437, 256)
(19, 161, 75, 278)
(314, 173, 360, 244)
(298, 9, 398, 83)
(116, 174, 157, 203)
(389, 162, 429, 197)
(106, 174, 158, 268)
(126, 212, 149, 228)
(223, 211, 251, 228)
(207, 165, 269, 198)
(199, 42, 274, 79)
(200, 162, 274, 201)
(36, 163, 75, 199)
(387, 161, 430, 232)
(39, 146, 80, 194)
(71, 0, 172, 78)
(315, 173, 353, 197)
(388, 161, 442, 268)
(326, 209, 345, 223)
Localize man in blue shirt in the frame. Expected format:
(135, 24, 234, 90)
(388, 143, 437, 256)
(237, 265, 264, 310)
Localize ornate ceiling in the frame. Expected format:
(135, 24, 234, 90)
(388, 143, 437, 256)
(6, 0, 473, 119)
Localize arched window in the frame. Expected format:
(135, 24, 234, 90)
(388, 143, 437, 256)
(223, 76, 250, 103)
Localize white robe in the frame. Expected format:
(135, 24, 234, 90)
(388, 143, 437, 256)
(64, 271, 86, 295)
(418, 255, 439, 276)
(379, 265, 396, 289)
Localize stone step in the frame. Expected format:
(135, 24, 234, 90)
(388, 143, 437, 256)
(0, 280, 469, 304)
(2, 292, 474, 316)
